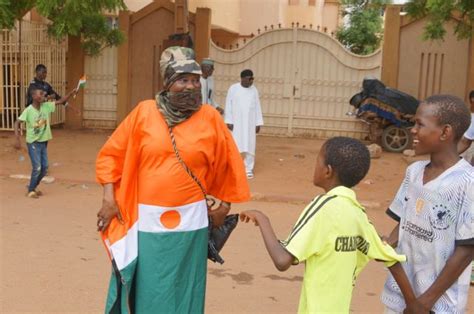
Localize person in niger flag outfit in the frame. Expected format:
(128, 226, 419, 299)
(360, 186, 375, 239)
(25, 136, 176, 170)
(95, 46, 250, 314)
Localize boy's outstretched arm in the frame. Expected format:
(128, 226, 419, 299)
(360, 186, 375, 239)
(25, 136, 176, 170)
(387, 263, 426, 314)
(416, 245, 473, 311)
(241, 210, 294, 271)
(55, 88, 78, 105)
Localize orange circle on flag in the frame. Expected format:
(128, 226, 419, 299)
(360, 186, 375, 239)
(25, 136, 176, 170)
(160, 210, 181, 229)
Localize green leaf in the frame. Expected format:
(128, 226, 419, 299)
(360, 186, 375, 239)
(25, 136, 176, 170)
(1, 0, 128, 56)
(406, 0, 473, 41)
(336, 0, 386, 55)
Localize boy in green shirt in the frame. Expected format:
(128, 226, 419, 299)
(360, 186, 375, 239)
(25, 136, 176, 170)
(241, 137, 424, 313)
(14, 87, 77, 198)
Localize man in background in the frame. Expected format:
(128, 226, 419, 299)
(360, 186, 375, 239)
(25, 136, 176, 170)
(200, 58, 224, 114)
(225, 69, 264, 179)
(26, 64, 61, 106)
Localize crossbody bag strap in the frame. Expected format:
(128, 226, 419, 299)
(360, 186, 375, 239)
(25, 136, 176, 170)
(168, 127, 216, 208)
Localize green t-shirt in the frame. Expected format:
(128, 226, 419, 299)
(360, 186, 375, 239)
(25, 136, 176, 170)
(18, 102, 56, 143)
(282, 186, 406, 314)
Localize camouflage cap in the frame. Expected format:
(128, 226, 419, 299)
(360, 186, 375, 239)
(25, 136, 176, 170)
(160, 46, 201, 88)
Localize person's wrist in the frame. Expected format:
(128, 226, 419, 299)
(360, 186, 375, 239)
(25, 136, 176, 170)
(262, 214, 269, 222)
(103, 193, 115, 203)
(255, 212, 268, 223)
(418, 294, 434, 310)
(403, 294, 416, 304)
(219, 201, 231, 212)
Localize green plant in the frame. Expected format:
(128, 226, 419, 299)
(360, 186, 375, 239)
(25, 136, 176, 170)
(0, 0, 127, 55)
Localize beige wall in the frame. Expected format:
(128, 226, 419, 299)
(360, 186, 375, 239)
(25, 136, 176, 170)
(240, 0, 339, 35)
(322, 2, 339, 34)
(189, 0, 241, 33)
(125, 0, 154, 12)
(27, 0, 340, 36)
(397, 17, 469, 101)
(283, 2, 339, 34)
(124, 0, 340, 35)
(211, 29, 241, 47)
(238, 0, 283, 35)
(284, 5, 319, 28)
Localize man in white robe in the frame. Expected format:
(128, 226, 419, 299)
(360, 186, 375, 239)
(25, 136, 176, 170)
(200, 58, 224, 114)
(224, 69, 264, 179)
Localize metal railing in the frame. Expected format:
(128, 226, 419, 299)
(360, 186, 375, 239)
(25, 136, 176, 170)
(1, 20, 67, 131)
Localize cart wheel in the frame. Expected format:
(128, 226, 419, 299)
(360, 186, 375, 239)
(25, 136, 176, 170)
(381, 125, 412, 153)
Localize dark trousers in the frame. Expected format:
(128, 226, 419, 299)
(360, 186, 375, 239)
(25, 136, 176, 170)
(27, 141, 48, 192)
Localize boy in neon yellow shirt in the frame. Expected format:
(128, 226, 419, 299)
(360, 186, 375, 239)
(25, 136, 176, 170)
(14, 87, 77, 198)
(241, 137, 423, 313)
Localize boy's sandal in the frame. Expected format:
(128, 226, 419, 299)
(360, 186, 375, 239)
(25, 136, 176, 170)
(34, 190, 43, 196)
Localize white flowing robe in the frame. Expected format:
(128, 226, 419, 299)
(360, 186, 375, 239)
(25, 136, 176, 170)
(224, 83, 264, 155)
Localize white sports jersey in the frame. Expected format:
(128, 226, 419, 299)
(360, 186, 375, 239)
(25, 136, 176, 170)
(382, 159, 474, 313)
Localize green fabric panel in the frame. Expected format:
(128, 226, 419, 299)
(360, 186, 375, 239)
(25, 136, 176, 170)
(105, 258, 137, 314)
(134, 228, 208, 314)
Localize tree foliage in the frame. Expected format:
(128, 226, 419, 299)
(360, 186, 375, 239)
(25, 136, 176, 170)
(336, 0, 387, 55)
(405, 0, 473, 40)
(0, 0, 127, 55)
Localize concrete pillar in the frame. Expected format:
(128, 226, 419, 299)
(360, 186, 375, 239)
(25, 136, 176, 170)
(117, 10, 131, 124)
(65, 36, 85, 129)
(174, 0, 189, 34)
(381, 5, 401, 88)
(195, 8, 212, 63)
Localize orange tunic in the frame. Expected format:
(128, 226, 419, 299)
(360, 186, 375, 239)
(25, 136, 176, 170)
(96, 100, 250, 313)
(96, 100, 250, 248)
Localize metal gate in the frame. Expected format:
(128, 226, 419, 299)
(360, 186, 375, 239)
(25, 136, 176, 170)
(1, 20, 67, 130)
(83, 16, 118, 129)
(83, 45, 118, 129)
(210, 26, 382, 139)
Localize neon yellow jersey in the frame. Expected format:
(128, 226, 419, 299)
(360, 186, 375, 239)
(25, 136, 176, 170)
(18, 102, 55, 143)
(282, 186, 406, 313)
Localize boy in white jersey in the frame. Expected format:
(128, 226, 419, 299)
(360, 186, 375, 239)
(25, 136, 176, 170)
(382, 95, 474, 313)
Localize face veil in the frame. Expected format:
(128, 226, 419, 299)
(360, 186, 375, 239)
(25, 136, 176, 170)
(156, 46, 203, 127)
(157, 88, 202, 127)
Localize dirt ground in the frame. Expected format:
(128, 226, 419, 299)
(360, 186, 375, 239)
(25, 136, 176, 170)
(0, 129, 472, 313)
